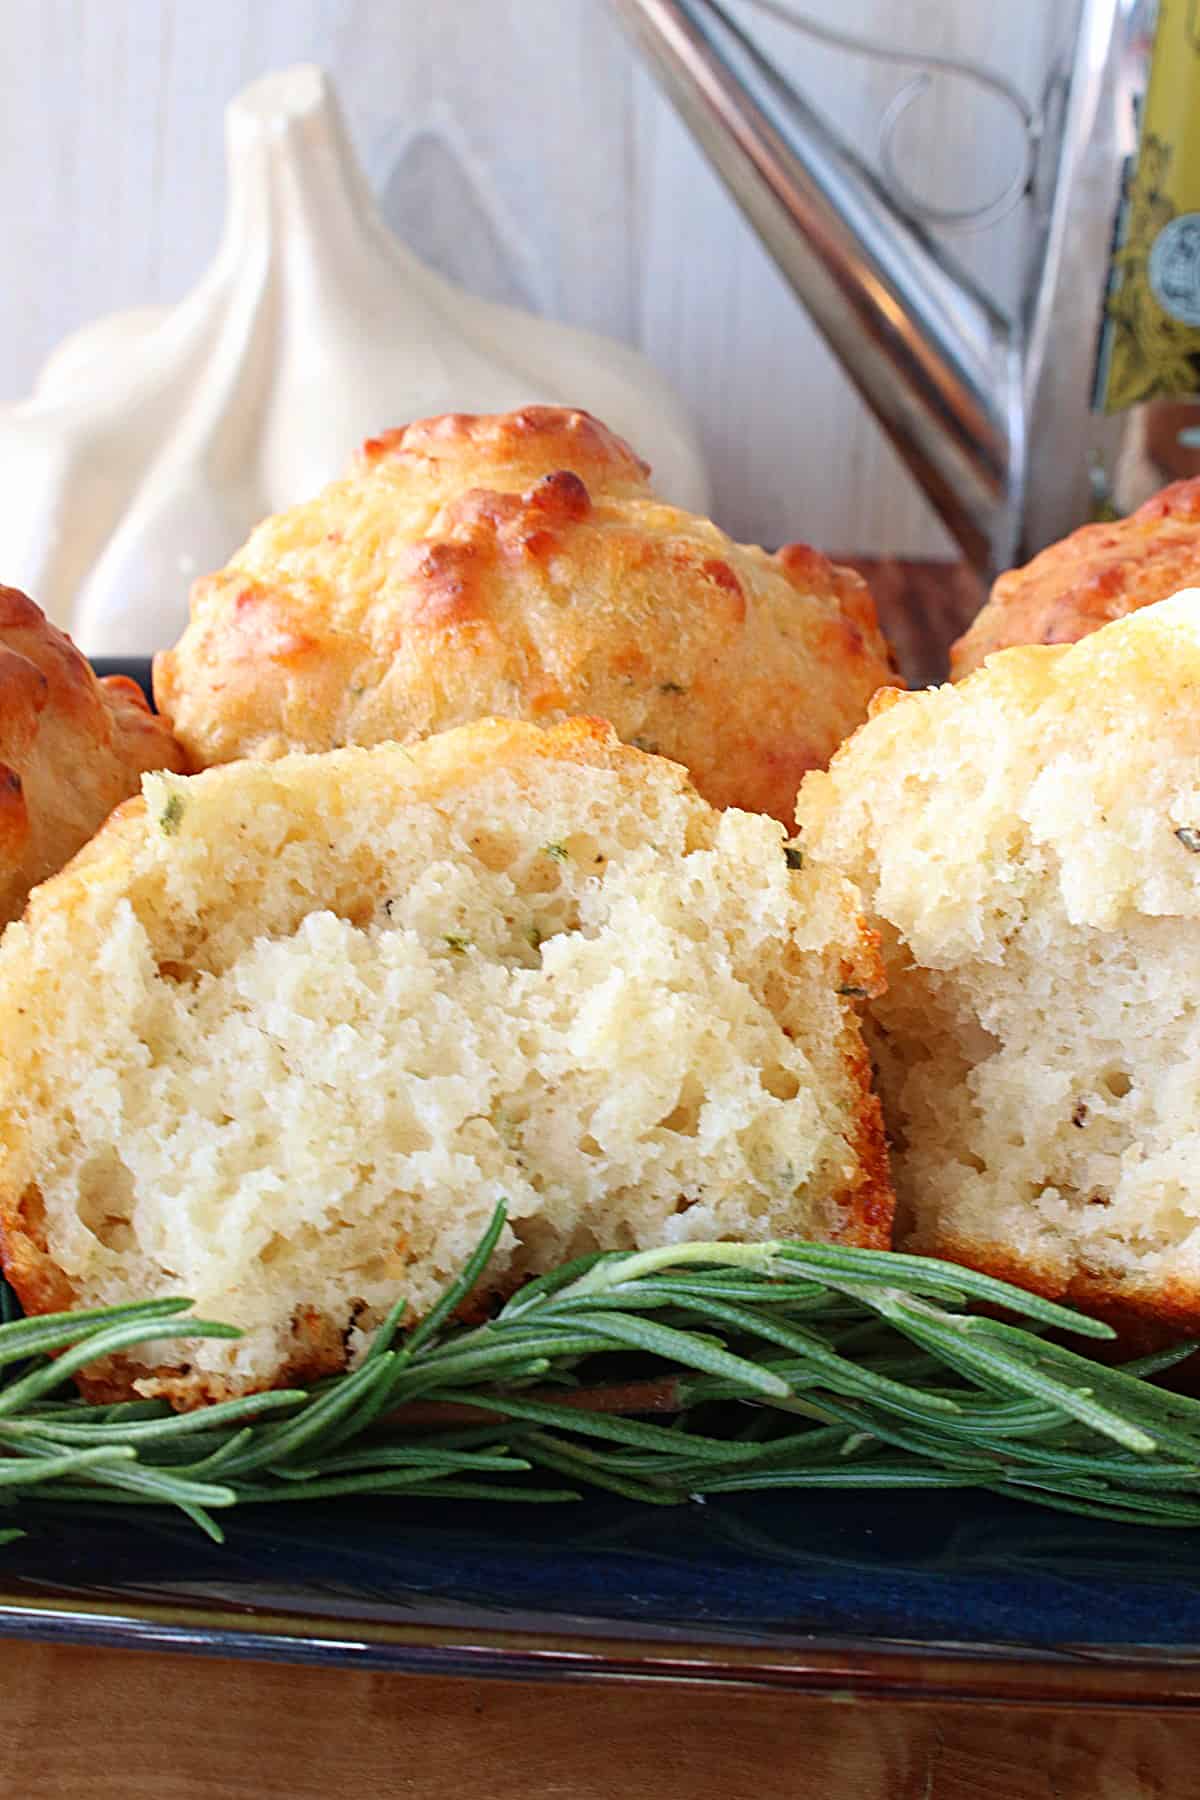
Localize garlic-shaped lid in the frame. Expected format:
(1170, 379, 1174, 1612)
(0, 66, 709, 656)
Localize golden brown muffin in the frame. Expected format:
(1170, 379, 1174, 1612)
(0, 716, 891, 1405)
(154, 407, 897, 824)
(798, 591, 1200, 1341)
(952, 476, 1200, 676)
(0, 585, 185, 925)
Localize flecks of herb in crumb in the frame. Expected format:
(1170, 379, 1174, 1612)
(630, 736, 660, 755)
(542, 842, 569, 861)
(383, 898, 397, 919)
(158, 793, 185, 836)
(527, 923, 544, 950)
(659, 681, 686, 695)
(784, 846, 804, 870)
(443, 934, 472, 953)
(837, 984, 869, 1000)
(1176, 826, 1200, 853)
(1072, 1100, 1089, 1129)
(489, 1107, 522, 1155)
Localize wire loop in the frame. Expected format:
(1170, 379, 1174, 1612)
(740, 0, 1040, 233)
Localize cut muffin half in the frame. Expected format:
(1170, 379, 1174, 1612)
(798, 590, 1200, 1339)
(0, 716, 891, 1404)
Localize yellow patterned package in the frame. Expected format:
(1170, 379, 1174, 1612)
(1094, 0, 1200, 412)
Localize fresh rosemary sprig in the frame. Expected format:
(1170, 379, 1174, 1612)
(1, 1205, 1199, 1540)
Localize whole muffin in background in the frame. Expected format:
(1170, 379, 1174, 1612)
(952, 476, 1200, 676)
(797, 591, 1200, 1340)
(0, 585, 184, 925)
(0, 716, 891, 1405)
(153, 407, 897, 825)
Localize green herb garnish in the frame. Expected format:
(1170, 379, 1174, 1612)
(784, 846, 804, 870)
(158, 793, 185, 836)
(442, 935, 472, 954)
(0, 1208, 1199, 1539)
(541, 842, 569, 861)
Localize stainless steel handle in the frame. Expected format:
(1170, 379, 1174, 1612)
(613, 0, 1023, 573)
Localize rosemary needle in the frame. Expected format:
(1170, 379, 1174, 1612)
(0, 1202, 1197, 1536)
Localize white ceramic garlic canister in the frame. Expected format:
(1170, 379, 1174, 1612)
(0, 65, 709, 656)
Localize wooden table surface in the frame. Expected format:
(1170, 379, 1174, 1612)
(841, 555, 985, 689)
(4, 1640, 1194, 1799)
(14, 559, 1187, 1799)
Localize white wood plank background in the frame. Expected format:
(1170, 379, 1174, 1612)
(0, 0, 1063, 556)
